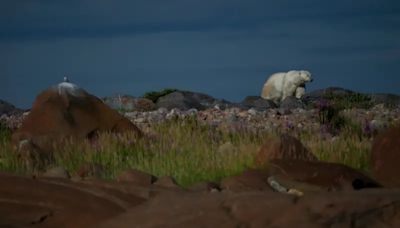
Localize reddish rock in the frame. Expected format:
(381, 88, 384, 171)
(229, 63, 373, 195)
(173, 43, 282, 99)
(76, 163, 106, 180)
(12, 82, 142, 154)
(153, 176, 180, 189)
(0, 172, 146, 228)
(268, 160, 381, 191)
(220, 169, 273, 192)
(117, 169, 156, 186)
(255, 134, 317, 167)
(371, 125, 400, 187)
(99, 190, 400, 228)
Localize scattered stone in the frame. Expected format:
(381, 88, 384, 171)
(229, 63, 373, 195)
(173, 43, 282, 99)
(371, 125, 400, 187)
(43, 166, 70, 179)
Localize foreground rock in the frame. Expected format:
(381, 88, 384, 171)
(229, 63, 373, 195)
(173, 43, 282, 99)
(12, 81, 143, 155)
(371, 125, 400, 187)
(0, 172, 147, 227)
(100, 189, 400, 228)
(268, 160, 381, 191)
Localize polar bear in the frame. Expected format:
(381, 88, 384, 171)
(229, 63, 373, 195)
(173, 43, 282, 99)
(261, 70, 313, 104)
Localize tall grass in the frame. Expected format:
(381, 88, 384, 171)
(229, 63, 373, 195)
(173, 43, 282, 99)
(0, 117, 373, 187)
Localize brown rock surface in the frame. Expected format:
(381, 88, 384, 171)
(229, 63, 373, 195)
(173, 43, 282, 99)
(99, 190, 400, 228)
(12, 83, 142, 154)
(220, 169, 273, 192)
(371, 125, 400, 187)
(255, 134, 317, 167)
(0, 172, 147, 227)
(268, 160, 381, 191)
(117, 169, 156, 186)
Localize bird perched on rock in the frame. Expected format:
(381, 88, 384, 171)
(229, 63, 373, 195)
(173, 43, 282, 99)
(63, 76, 69, 83)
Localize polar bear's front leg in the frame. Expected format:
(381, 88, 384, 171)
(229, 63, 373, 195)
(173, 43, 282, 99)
(295, 86, 306, 99)
(281, 82, 298, 102)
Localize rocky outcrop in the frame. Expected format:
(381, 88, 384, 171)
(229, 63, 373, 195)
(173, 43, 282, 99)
(371, 125, 400, 187)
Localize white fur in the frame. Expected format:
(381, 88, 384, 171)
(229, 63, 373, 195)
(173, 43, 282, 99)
(295, 86, 306, 99)
(261, 70, 312, 103)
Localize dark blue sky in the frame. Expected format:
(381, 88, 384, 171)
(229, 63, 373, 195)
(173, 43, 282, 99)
(1, 0, 400, 108)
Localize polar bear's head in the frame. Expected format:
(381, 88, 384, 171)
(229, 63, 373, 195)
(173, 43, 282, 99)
(298, 70, 313, 83)
(287, 70, 313, 85)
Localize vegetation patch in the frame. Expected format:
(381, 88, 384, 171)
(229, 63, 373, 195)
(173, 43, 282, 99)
(0, 116, 373, 187)
(142, 88, 178, 103)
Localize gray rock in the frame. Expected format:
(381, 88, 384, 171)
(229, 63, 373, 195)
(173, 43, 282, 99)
(43, 166, 70, 179)
(156, 91, 205, 110)
(368, 93, 400, 107)
(240, 96, 277, 111)
(280, 97, 305, 110)
(0, 100, 22, 116)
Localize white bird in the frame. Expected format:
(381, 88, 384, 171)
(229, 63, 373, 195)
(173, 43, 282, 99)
(54, 76, 85, 97)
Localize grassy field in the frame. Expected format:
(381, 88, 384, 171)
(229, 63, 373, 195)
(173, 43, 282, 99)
(0, 116, 374, 187)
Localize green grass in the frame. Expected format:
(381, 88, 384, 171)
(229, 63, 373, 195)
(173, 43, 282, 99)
(0, 117, 373, 187)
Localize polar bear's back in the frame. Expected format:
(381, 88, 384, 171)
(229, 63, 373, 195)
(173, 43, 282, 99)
(261, 72, 286, 101)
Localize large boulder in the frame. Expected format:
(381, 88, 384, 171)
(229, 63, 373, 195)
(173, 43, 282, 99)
(155, 90, 230, 110)
(12, 81, 143, 154)
(240, 96, 277, 111)
(371, 125, 400, 187)
(255, 134, 317, 167)
(0, 99, 22, 116)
